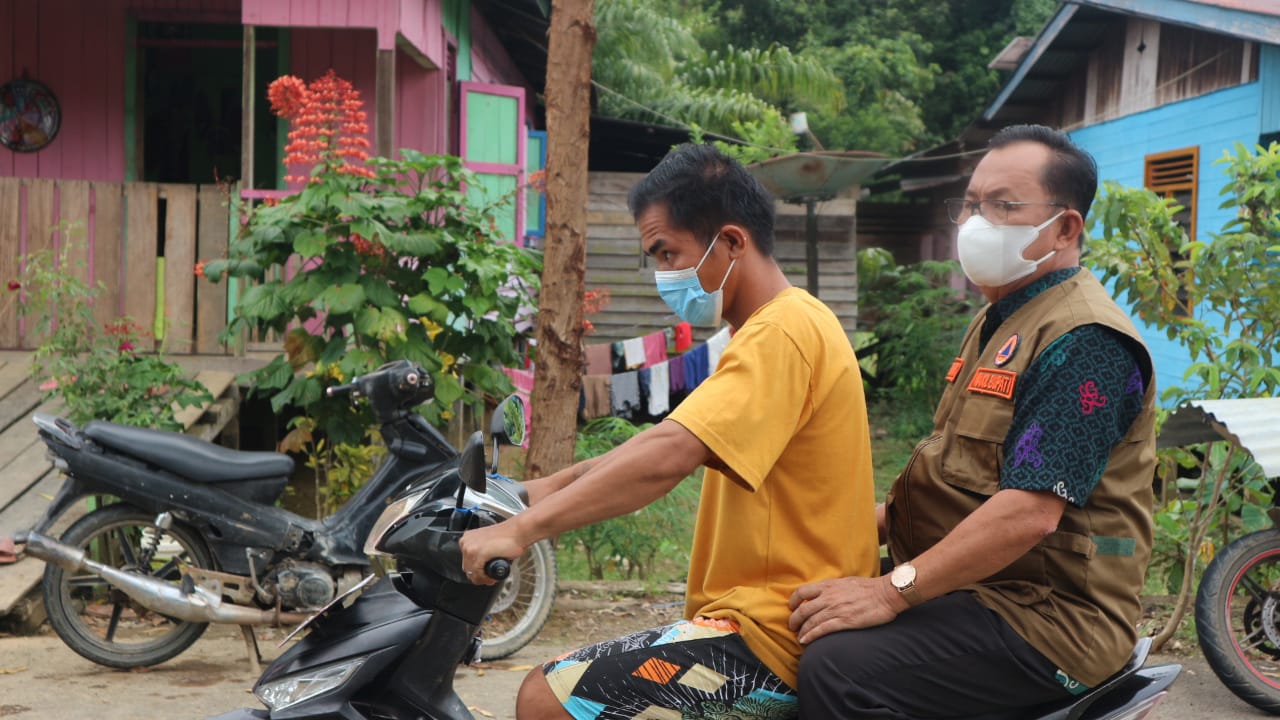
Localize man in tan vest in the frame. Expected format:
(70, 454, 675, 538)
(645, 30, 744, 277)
(788, 124, 1157, 718)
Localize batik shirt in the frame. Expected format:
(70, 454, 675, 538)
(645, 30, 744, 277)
(984, 268, 1148, 507)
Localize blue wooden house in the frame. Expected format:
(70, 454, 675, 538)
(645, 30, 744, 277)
(890, 0, 1280, 401)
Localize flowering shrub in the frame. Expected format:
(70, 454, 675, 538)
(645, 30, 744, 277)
(204, 71, 541, 447)
(20, 241, 212, 430)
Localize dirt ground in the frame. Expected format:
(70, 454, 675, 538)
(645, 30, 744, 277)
(0, 581, 1270, 720)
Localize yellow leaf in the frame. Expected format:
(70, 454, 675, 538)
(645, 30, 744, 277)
(0, 667, 27, 674)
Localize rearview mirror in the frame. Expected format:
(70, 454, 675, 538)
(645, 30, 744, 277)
(491, 395, 526, 448)
(458, 431, 487, 494)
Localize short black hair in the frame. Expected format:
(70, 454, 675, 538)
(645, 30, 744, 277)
(628, 143, 776, 256)
(989, 124, 1098, 221)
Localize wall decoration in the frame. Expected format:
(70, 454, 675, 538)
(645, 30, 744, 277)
(0, 78, 61, 153)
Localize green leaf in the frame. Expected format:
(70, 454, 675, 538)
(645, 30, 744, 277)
(318, 284, 366, 314)
(407, 292, 449, 321)
(238, 283, 293, 320)
(293, 231, 329, 259)
(434, 372, 464, 405)
(362, 278, 401, 307)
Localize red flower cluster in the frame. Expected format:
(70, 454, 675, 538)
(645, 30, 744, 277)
(527, 169, 547, 193)
(350, 234, 386, 257)
(6, 280, 19, 292)
(268, 70, 375, 184)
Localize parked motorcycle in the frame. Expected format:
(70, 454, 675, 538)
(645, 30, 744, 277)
(1196, 526, 1280, 714)
(15, 360, 555, 669)
(204, 405, 1181, 720)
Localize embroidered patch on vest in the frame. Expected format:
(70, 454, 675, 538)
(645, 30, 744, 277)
(1054, 669, 1090, 696)
(993, 333, 1019, 366)
(967, 368, 1017, 400)
(1091, 536, 1137, 557)
(946, 357, 964, 383)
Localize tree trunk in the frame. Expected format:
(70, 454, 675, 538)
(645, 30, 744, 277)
(525, 0, 595, 480)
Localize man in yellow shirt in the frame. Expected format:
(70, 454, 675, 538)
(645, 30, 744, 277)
(461, 143, 878, 719)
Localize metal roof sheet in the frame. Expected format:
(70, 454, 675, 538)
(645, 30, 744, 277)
(1158, 397, 1280, 478)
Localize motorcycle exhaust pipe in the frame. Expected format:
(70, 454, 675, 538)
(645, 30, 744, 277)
(14, 530, 309, 626)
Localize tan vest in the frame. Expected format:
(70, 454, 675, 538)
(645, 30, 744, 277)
(885, 270, 1156, 687)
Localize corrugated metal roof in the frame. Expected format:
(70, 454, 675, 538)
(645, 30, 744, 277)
(1158, 398, 1280, 478)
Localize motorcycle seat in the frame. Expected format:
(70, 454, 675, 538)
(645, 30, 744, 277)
(83, 421, 295, 482)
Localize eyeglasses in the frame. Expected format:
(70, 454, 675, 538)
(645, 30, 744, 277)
(944, 198, 1067, 225)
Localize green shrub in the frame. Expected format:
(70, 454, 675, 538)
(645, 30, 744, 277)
(561, 417, 701, 582)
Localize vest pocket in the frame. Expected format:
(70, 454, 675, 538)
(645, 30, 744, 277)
(940, 395, 1013, 495)
(981, 532, 1093, 606)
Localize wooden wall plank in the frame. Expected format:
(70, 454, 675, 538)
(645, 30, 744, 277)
(58, 180, 92, 289)
(0, 178, 22, 348)
(124, 182, 159, 350)
(20, 179, 57, 349)
(162, 184, 198, 353)
(93, 183, 126, 325)
(195, 185, 229, 354)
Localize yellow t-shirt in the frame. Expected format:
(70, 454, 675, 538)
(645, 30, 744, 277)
(667, 287, 879, 688)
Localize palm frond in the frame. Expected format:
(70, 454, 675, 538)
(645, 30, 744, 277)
(678, 44, 846, 116)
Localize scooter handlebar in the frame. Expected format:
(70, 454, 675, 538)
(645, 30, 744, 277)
(485, 558, 511, 581)
(326, 383, 359, 398)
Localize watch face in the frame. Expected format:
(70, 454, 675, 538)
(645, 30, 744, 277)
(892, 563, 915, 588)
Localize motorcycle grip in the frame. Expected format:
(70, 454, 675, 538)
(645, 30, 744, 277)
(485, 558, 511, 581)
(326, 383, 358, 398)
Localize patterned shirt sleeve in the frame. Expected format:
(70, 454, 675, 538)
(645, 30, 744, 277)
(1000, 324, 1147, 507)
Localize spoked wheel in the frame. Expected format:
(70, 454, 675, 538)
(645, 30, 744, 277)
(1196, 529, 1280, 714)
(41, 504, 216, 669)
(480, 537, 556, 660)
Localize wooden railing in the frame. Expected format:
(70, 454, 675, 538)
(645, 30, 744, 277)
(0, 178, 232, 354)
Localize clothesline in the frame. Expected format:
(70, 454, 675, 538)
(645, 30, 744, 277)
(502, 326, 733, 426)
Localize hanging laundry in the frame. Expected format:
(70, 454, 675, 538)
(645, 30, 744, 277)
(706, 326, 731, 373)
(582, 374, 612, 420)
(642, 331, 668, 368)
(647, 361, 670, 415)
(638, 367, 651, 417)
(623, 336, 646, 369)
(585, 343, 613, 375)
(673, 322, 693, 353)
(683, 343, 710, 389)
(668, 355, 687, 393)
(610, 342, 627, 373)
(610, 370, 641, 420)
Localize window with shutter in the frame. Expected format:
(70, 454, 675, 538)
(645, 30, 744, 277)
(1144, 147, 1198, 241)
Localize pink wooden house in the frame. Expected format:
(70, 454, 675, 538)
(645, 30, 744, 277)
(0, 0, 546, 353)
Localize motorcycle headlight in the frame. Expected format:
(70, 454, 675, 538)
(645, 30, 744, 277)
(363, 486, 430, 557)
(255, 657, 367, 711)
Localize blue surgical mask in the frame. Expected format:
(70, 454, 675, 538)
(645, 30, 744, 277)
(654, 232, 736, 326)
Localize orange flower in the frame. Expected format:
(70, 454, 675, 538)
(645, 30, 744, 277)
(194, 260, 207, 278)
(272, 70, 374, 184)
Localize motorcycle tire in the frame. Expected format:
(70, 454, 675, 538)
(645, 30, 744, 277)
(1196, 528, 1280, 715)
(42, 503, 217, 669)
(480, 537, 557, 660)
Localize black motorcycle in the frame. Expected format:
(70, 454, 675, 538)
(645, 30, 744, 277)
(16, 360, 555, 669)
(209, 393, 530, 719)
(204, 400, 1181, 720)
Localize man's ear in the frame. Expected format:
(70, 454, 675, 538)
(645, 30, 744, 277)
(721, 224, 751, 258)
(1055, 210, 1085, 250)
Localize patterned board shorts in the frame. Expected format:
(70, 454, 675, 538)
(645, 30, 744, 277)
(541, 616, 798, 720)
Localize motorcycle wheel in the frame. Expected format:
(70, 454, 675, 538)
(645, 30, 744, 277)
(1196, 528, 1280, 714)
(480, 537, 557, 660)
(42, 504, 216, 669)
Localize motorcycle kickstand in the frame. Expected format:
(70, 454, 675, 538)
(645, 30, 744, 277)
(239, 625, 262, 674)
